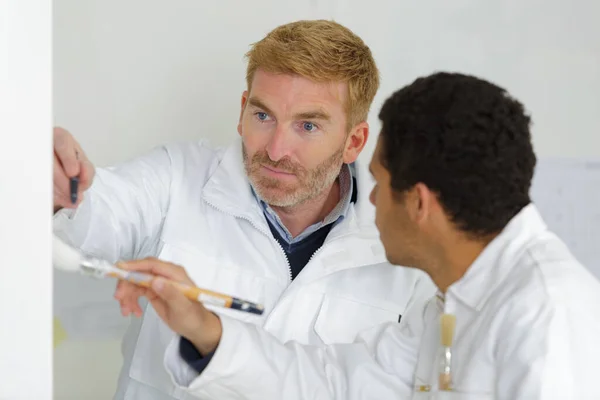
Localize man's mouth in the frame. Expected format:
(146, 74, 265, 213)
(261, 164, 295, 176)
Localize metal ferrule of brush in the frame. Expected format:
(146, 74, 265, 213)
(441, 346, 452, 375)
(438, 345, 453, 391)
(79, 256, 115, 278)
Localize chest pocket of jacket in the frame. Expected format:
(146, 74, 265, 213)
(314, 294, 401, 343)
(126, 241, 269, 398)
(160, 240, 269, 320)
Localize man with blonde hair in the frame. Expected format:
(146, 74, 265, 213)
(53, 20, 434, 399)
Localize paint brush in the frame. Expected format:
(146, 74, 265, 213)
(438, 313, 456, 391)
(52, 234, 264, 315)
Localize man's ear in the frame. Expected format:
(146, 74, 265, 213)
(407, 183, 435, 226)
(343, 121, 369, 164)
(237, 90, 249, 136)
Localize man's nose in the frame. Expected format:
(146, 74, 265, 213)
(265, 125, 294, 162)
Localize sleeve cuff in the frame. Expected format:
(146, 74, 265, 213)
(164, 315, 251, 391)
(52, 194, 93, 246)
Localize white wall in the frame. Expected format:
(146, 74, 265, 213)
(1, 1, 52, 399)
(53, 0, 600, 398)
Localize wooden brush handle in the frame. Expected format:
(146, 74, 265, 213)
(107, 270, 233, 306)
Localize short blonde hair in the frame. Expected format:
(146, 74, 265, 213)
(245, 20, 380, 130)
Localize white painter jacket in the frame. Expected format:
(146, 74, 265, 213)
(164, 204, 600, 400)
(53, 138, 435, 400)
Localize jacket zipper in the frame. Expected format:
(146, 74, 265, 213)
(204, 197, 378, 284)
(203, 198, 293, 283)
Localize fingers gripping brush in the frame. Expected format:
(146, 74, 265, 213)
(52, 235, 264, 315)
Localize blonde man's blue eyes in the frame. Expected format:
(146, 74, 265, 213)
(303, 122, 316, 132)
(252, 113, 318, 133)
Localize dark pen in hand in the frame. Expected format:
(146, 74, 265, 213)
(70, 176, 79, 204)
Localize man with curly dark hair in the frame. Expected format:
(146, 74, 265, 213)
(120, 72, 600, 400)
(372, 71, 537, 286)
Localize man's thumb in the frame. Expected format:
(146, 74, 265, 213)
(151, 278, 186, 304)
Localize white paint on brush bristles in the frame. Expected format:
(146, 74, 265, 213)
(52, 235, 83, 272)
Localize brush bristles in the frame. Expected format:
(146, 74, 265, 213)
(52, 235, 83, 272)
(440, 313, 456, 347)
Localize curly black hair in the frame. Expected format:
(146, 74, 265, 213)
(378, 72, 536, 237)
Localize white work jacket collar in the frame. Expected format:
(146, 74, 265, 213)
(445, 203, 547, 311)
